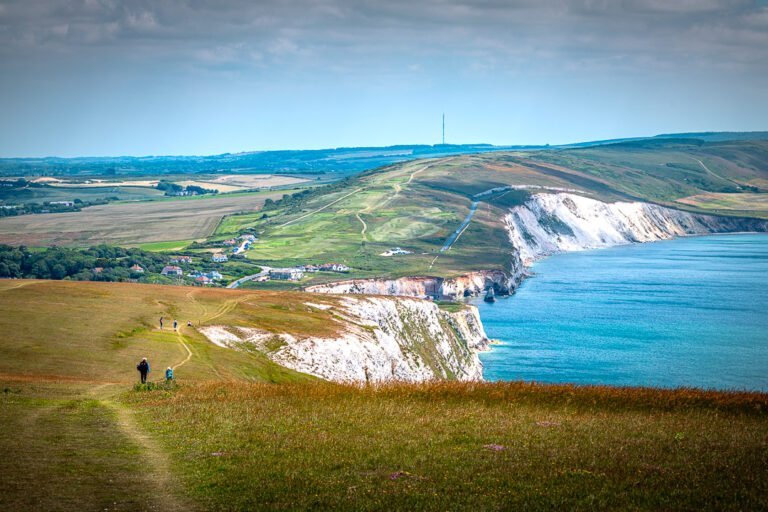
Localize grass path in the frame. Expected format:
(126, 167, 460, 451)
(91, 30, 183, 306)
(356, 212, 368, 240)
(277, 188, 363, 228)
(103, 398, 196, 511)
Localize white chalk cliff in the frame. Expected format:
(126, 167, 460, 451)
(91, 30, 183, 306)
(199, 296, 489, 383)
(505, 193, 767, 265)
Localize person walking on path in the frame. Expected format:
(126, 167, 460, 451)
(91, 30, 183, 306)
(159, 317, 164, 330)
(165, 367, 174, 383)
(173, 319, 178, 331)
(137, 357, 150, 384)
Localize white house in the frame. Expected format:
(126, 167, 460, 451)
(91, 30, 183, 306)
(212, 253, 228, 263)
(269, 268, 304, 281)
(161, 265, 183, 277)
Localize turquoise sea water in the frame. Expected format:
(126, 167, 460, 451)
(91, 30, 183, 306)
(476, 234, 768, 391)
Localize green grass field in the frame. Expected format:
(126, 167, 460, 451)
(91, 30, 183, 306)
(1, 279, 767, 511)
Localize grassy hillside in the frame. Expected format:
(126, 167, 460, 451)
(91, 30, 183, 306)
(206, 139, 768, 289)
(2, 279, 768, 510)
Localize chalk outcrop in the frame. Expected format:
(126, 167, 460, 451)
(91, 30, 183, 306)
(305, 270, 518, 301)
(505, 193, 768, 265)
(199, 296, 489, 383)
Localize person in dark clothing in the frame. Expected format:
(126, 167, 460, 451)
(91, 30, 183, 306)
(137, 357, 150, 383)
(173, 319, 178, 330)
(159, 317, 164, 330)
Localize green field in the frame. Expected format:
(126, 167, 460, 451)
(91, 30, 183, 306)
(1, 280, 767, 511)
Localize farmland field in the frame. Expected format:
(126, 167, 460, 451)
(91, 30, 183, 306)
(0, 190, 285, 246)
(0, 184, 165, 205)
(676, 192, 768, 217)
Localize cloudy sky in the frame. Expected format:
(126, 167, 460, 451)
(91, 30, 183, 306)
(1, 0, 767, 157)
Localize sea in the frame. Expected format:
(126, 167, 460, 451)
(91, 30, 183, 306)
(476, 233, 768, 391)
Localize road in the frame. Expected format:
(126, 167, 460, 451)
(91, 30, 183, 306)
(227, 266, 271, 289)
(440, 201, 479, 252)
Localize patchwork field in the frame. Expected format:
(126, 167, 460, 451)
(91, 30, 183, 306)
(676, 192, 768, 217)
(0, 183, 166, 205)
(1, 280, 767, 511)
(0, 190, 286, 246)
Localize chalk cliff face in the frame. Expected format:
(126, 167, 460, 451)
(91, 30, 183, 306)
(304, 271, 518, 301)
(505, 193, 768, 265)
(199, 296, 488, 383)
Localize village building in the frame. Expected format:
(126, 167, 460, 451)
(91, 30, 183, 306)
(239, 234, 257, 242)
(319, 263, 350, 273)
(212, 253, 228, 263)
(195, 276, 213, 285)
(170, 256, 193, 264)
(161, 265, 183, 277)
(129, 264, 144, 273)
(222, 239, 237, 246)
(92, 267, 104, 274)
(269, 268, 304, 281)
(204, 271, 223, 281)
(302, 264, 320, 273)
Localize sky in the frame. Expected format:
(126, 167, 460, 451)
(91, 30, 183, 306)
(0, 0, 767, 157)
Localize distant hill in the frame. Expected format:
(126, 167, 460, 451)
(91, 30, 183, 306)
(1, 131, 764, 178)
(0, 144, 540, 178)
(654, 131, 768, 142)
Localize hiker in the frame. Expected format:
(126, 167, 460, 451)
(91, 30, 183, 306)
(165, 367, 174, 383)
(187, 320, 192, 327)
(159, 317, 163, 330)
(137, 357, 150, 384)
(173, 319, 178, 330)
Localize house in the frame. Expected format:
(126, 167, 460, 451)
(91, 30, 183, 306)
(195, 276, 213, 285)
(222, 239, 237, 246)
(204, 271, 223, 281)
(170, 256, 192, 264)
(50, 201, 74, 207)
(129, 264, 144, 274)
(239, 234, 257, 242)
(319, 263, 350, 273)
(302, 264, 320, 273)
(269, 268, 304, 281)
(92, 267, 104, 274)
(212, 253, 228, 263)
(161, 265, 183, 277)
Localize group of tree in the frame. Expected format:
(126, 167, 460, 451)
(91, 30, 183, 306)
(0, 244, 170, 282)
(156, 180, 218, 196)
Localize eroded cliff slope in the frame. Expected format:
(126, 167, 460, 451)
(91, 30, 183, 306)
(199, 295, 489, 383)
